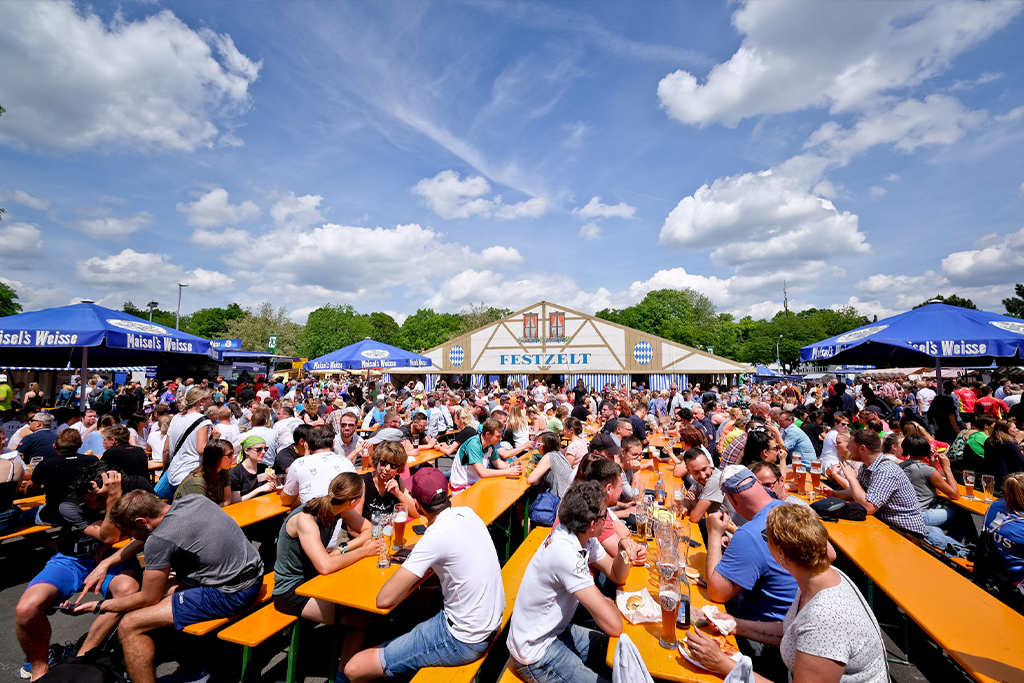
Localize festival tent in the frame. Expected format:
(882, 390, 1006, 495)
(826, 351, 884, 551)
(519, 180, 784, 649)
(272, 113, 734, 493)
(303, 339, 431, 372)
(0, 303, 220, 390)
(800, 303, 1024, 382)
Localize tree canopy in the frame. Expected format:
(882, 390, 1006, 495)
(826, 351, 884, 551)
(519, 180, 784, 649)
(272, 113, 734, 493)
(914, 294, 978, 310)
(1003, 284, 1024, 319)
(225, 302, 302, 356)
(0, 281, 23, 317)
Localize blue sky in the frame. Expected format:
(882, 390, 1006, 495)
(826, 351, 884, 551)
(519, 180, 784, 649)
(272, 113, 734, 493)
(2, 1, 1023, 325)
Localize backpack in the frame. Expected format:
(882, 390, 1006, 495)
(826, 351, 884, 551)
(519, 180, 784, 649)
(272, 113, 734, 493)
(36, 630, 127, 683)
(529, 492, 560, 527)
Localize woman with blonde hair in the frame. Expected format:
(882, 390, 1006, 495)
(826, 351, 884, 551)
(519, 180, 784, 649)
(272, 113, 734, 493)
(437, 407, 478, 456)
(688, 504, 887, 682)
(159, 386, 215, 498)
(146, 414, 172, 461)
(527, 404, 547, 433)
(23, 382, 44, 410)
(506, 405, 531, 448)
(273, 472, 378, 622)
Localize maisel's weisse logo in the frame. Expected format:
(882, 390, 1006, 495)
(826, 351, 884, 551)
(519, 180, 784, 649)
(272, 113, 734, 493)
(107, 319, 169, 335)
(360, 349, 390, 359)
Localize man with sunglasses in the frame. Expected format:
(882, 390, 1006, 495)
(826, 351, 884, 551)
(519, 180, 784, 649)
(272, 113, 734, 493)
(16, 412, 57, 464)
(280, 424, 356, 508)
(749, 462, 809, 507)
(332, 412, 367, 464)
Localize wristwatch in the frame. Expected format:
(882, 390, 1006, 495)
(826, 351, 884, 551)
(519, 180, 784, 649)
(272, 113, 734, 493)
(94, 600, 106, 615)
(340, 542, 349, 554)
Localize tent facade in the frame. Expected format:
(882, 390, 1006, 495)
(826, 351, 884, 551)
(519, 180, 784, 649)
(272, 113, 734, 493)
(388, 301, 751, 390)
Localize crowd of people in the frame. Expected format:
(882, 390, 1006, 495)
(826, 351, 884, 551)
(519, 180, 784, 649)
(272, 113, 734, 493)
(0, 369, 1022, 683)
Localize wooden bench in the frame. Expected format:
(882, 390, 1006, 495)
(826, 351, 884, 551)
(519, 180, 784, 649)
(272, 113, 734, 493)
(181, 573, 276, 636)
(14, 494, 46, 509)
(0, 524, 52, 543)
(410, 526, 549, 683)
(218, 602, 298, 683)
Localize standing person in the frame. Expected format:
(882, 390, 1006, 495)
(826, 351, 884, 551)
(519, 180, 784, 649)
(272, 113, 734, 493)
(687, 504, 887, 683)
(73, 490, 265, 683)
(928, 380, 963, 444)
(174, 439, 233, 506)
(274, 405, 304, 448)
(345, 467, 506, 683)
(160, 387, 214, 499)
(273, 473, 378, 622)
(231, 435, 278, 503)
(0, 373, 14, 418)
(146, 415, 171, 462)
(977, 385, 1010, 419)
(357, 442, 420, 522)
(506, 481, 631, 683)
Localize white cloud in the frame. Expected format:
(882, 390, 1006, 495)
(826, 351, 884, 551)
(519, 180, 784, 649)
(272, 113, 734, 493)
(177, 188, 260, 228)
(572, 196, 637, 220)
(270, 192, 325, 229)
(833, 297, 900, 321)
(76, 212, 152, 238)
(479, 246, 525, 265)
(869, 186, 887, 198)
(425, 269, 614, 314)
(412, 170, 548, 220)
(578, 222, 602, 240)
(886, 173, 901, 182)
(658, 156, 869, 267)
(996, 106, 1024, 123)
(948, 71, 1002, 91)
(0, 276, 65, 310)
(75, 249, 233, 302)
(0, 189, 51, 211)
(1020, 182, 1024, 203)
(940, 226, 1024, 287)
(0, 222, 43, 256)
(656, 1, 1019, 127)
(190, 227, 254, 249)
(0, 2, 261, 152)
(186, 268, 235, 291)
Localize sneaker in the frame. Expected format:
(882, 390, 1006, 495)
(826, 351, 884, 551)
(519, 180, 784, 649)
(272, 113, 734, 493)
(157, 668, 211, 683)
(18, 662, 30, 680)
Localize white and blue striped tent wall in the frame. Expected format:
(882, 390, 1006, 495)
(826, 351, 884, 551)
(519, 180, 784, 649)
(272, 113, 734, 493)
(470, 374, 487, 389)
(380, 373, 392, 386)
(565, 373, 630, 392)
(506, 373, 530, 389)
(650, 374, 689, 392)
(425, 374, 439, 392)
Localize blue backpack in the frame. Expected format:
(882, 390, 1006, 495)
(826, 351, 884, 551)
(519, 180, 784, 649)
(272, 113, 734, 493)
(529, 492, 560, 527)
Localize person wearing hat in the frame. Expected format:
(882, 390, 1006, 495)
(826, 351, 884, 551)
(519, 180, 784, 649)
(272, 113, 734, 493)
(345, 466, 505, 683)
(0, 373, 13, 418)
(231, 434, 278, 502)
(704, 465, 799, 681)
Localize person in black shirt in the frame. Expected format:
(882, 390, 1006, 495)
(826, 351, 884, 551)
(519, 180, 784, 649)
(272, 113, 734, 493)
(437, 407, 479, 456)
(275, 423, 313, 474)
(25, 429, 98, 526)
(15, 462, 149, 679)
(399, 412, 437, 456)
(572, 380, 587, 406)
(239, 382, 256, 404)
(357, 442, 420, 522)
(231, 434, 277, 502)
(800, 410, 825, 457)
(570, 401, 590, 422)
(100, 424, 149, 478)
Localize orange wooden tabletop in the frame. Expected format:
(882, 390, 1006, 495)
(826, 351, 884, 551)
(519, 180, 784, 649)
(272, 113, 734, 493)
(939, 483, 991, 516)
(148, 461, 163, 471)
(14, 494, 46, 509)
(824, 523, 1024, 683)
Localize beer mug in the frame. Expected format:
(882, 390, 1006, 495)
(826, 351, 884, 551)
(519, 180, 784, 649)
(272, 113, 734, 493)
(377, 513, 394, 569)
(963, 470, 977, 500)
(658, 575, 680, 649)
(392, 504, 408, 550)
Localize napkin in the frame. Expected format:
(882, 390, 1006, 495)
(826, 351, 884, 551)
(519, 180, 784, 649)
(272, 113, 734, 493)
(615, 588, 660, 624)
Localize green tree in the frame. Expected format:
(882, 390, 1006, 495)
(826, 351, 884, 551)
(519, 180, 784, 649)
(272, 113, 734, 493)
(182, 303, 247, 339)
(300, 304, 375, 358)
(914, 294, 978, 310)
(597, 288, 720, 349)
(458, 302, 513, 336)
(398, 308, 462, 351)
(122, 301, 177, 329)
(1003, 284, 1024, 319)
(368, 311, 401, 347)
(225, 302, 302, 356)
(0, 281, 23, 317)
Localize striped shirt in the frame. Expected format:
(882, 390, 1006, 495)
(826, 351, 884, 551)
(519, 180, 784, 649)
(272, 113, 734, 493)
(720, 432, 747, 468)
(856, 456, 926, 536)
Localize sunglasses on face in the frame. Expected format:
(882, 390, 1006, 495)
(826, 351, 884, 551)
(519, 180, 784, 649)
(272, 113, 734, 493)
(249, 446, 267, 453)
(761, 529, 770, 543)
(836, 421, 849, 427)
(378, 462, 399, 470)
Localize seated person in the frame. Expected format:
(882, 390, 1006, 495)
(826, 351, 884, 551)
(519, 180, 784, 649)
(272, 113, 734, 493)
(688, 504, 887, 683)
(275, 423, 313, 474)
(0, 448, 28, 535)
(18, 429, 98, 528)
(174, 439, 234, 506)
(448, 419, 521, 492)
(231, 434, 278, 503)
(435, 408, 477, 457)
(527, 432, 574, 498)
(16, 463, 148, 680)
(822, 430, 926, 538)
(899, 434, 974, 555)
(76, 490, 265, 683)
(581, 459, 646, 564)
(345, 468, 505, 682)
(100, 424, 149, 478)
(281, 424, 357, 507)
(678, 448, 738, 529)
(749, 461, 809, 507)
(398, 412, 437, 457)
(358, 442, 420, 523)
(274, 472, 378, 622)
(982, 471, 1024, 596)
(506, 481, 632, 683)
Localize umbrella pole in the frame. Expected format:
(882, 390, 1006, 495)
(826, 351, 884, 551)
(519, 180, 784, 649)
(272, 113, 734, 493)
(79, 347, 88, 415)
(935, 357, 942, 388)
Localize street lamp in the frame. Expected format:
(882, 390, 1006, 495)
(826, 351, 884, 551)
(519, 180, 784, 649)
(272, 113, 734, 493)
(776, 334, 783, 369)
(176, 283, 188, 329)
(146, 301, 159, 322)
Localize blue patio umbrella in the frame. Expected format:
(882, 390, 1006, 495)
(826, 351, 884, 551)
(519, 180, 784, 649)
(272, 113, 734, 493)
(0, 303, 220, 386)
(754, 364, 782, 377)
(800, 303, 1024, 369)
(304, 338, 432, 372)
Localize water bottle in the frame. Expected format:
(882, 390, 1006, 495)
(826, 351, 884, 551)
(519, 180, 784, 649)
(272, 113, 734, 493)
(677, 573, 692, 629)
(655, 473, 666, 506)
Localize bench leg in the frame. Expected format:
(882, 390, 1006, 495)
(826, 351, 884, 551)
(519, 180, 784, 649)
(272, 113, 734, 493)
(329, 605, 342, 680)
(240, 645, 259, 683)
(286, 622, 302, 683)
(523, 495, 530, 539)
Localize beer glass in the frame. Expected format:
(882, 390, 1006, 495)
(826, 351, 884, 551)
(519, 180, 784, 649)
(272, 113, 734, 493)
(673, 489, 685, 517)
(659, 576, 679, 649)
(392, 504, 408, 550)
(982, 474, 996, 502)
(376, 514, 393, 569)
(963, 470, 977, 501)
(810, 460, 822, 489)
(795, 464, 807, 493)
(362, 450, 372, 470)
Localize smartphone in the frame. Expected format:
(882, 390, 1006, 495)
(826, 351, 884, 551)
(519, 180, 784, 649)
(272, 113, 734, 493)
(58, 604, 78, 614)
(412, 524, 427, 535)
(688, 538, 701, 548)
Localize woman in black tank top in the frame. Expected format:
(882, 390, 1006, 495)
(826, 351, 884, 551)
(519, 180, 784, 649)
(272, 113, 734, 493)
(357, 442, 421, 524)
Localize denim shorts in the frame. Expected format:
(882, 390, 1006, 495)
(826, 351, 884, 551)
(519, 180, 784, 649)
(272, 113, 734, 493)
(27, 553, 134, 608)
(171, 581, 261, 630)
(378, 611, 493, 676)
(510, 624, 610, 683)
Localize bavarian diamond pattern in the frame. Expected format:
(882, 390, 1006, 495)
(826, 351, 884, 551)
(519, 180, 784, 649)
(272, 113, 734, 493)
(449, 345, 465, 366)
(633, 341, 653, 365)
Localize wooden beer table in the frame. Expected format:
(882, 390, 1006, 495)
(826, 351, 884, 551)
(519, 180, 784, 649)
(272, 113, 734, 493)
(605, 468, 739, 682)
(824, 521, 1024, 683)
(939, 483, 992, 516)
(297, 476, 531, 614)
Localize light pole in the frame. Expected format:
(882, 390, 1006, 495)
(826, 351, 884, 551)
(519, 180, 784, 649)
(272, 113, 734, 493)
(776, 334, 783, 369)
(147, 301, 159, 322)
(176, 283, 188, 329)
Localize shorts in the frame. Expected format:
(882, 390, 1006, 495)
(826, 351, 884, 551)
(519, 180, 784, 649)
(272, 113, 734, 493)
(378, 611, 494, 676)
(27, 553, 136, 609)
(272, 589, 309, 617)
(170, 581, 262, 630)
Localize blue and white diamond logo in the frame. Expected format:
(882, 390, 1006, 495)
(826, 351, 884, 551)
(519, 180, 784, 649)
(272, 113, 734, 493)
(633, 341, 653, 365)
(449, 345, 465, 366)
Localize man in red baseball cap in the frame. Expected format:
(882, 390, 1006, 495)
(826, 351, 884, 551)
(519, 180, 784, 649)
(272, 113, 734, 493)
(344, 467, 504, 683)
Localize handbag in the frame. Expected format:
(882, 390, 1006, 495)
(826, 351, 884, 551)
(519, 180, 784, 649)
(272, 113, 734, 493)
(530, 492, 560, 527)
(810, 497, 867, 522)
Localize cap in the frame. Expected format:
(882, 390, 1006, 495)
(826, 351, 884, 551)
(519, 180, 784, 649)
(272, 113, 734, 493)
(589, 433, 621, 455)
(333, 398, 346, 408)
(367, 427, 404, 445)
(0, 374, 7, 382)
(410, 467, 449, 507)
(721, 465, 759, 495)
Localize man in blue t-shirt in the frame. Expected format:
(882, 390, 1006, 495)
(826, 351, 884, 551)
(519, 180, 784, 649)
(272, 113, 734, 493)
(705, 465, 799, 682)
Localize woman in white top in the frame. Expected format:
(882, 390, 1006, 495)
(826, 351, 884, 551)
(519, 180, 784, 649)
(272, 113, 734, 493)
(146, 415, 171, 460)
(687, 503, 887, 683)
(164, 387, 215, 488)
(506, 405, 531, 448)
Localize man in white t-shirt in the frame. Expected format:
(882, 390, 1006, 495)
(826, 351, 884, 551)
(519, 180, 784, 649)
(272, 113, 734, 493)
(345, 467, 504, 682)
(916, 381, 936, 415)
(507, 481, 632, 683)
(273, 406, 304, 449)
(280, 425, 356, 507)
